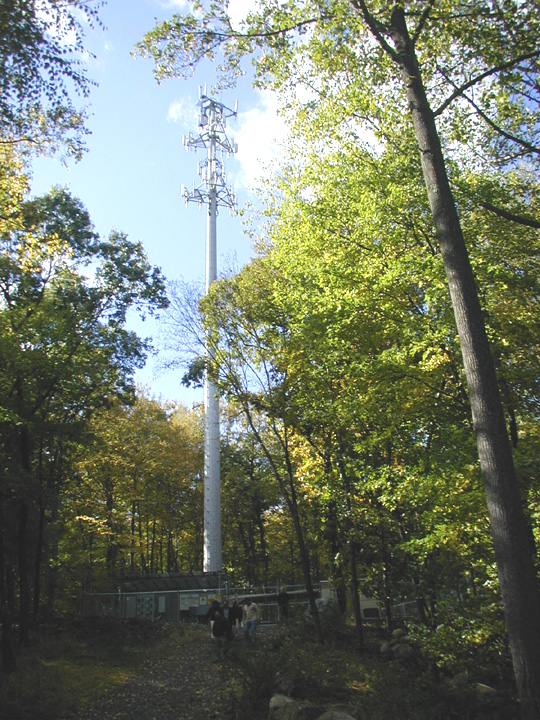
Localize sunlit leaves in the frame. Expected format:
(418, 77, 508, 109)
(0, 0, 102, 158)
(66, 394, 204, 590)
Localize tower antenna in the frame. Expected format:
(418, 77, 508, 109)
(183, 89, 237, 573)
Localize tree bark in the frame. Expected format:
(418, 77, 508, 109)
(0, 500, 17, 673)
(34, 505, 45, 619)
(337, 452, 364, 647)
(285, 470, 325, 642)
(388, 9, 540, 717)
(256, 502, 270, 586)
(326, 502, 348, 614)
(348, 542, 364, 647)
(1, 603, 16, 673)
(18, 420, 32, 645)
(18, 499, 30, 644)
(150, 517, 156, 574)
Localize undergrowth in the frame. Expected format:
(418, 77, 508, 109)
(0, 617, 519, 720)
(219, 621, 518, 720)
(0, 617, 184, 720)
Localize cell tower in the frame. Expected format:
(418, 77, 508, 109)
(182, 87, 238, 573)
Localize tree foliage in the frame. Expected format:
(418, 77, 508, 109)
(0, 185, 168, 646)
(64, 395, 204, 597)
(139, 1, 540, 711)
(0, 0, 102, 159)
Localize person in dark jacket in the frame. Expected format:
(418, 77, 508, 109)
(228, 598, 243, 638)
(205, 599, 221, 637)
(212, 609, 230, 656)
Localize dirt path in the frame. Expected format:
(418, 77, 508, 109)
(73, 625, 238, 720)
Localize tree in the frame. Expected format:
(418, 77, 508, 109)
(183, 265, 326, 641)
(138, 2, 540, 713)
(0, 186, 168, 649)
(221, 417, 281, 586)
(0, 0, 102, 159)
(64, 394, 204, 597)
(263, 125, 540, 664)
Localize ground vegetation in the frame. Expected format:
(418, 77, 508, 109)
(0, 618, 519, 720)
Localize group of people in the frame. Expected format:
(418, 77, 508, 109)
(206, 596, 259, 651)
(206, 588, 290, 651)
(206, 597, 245, 643)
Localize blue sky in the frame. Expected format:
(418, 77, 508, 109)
(31, 0, 285, 406)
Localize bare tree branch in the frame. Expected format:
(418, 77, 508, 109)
(480, 201, 540, 229)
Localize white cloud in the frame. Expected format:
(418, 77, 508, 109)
(230, 90, 288, 192)
(155, 0, 190, 9)
(167, 97, 198, 126)
(227, 0, 254, 29)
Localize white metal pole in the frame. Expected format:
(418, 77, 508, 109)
(203, 104, 222, 573)
(182, 91, 236, 575)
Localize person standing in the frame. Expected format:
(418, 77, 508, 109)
(229, 598, 243, 638)
(212, 609, 230, 657)
(242, 597, 260, 645)
(205, 599, 221, 638)
(277, 587, 290, 622)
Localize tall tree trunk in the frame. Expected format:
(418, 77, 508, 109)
(286, 484, 324, 642)
(383, 564, 393, 635)
(44, 443, 62, 616)
(150, 518, 157, 574)
(243, 407, 324, 642)
(18, 422, 32, 644)
(256, 500, 269, 586)
(33, 436, 46, 620)
(138, 506, 147, 573)
(33, 505, 45, 619)
(45, 495, 60, 615)
(326, 502, 347, 614)
(1, 602, 16, 673)
(18, 500, 30, 644)
(387, 9, 540, 716)
(105, 482, 117, 578)
(15, 374, 32, 644)
(130, 501, 136, 572)
(348, 542, 364, 647)
(0, 500, 17, 673)
(344, 519, 364, 646)
(336, 449, 364, 647)
(167, 530, 176, 573)
(280, 441, 324, 642)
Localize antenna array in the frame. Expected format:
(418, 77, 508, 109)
(182, 87, 238, 573)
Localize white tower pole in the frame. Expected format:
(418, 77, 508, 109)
(182, 89, 237, 573)
(204, 104, 221, 572)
